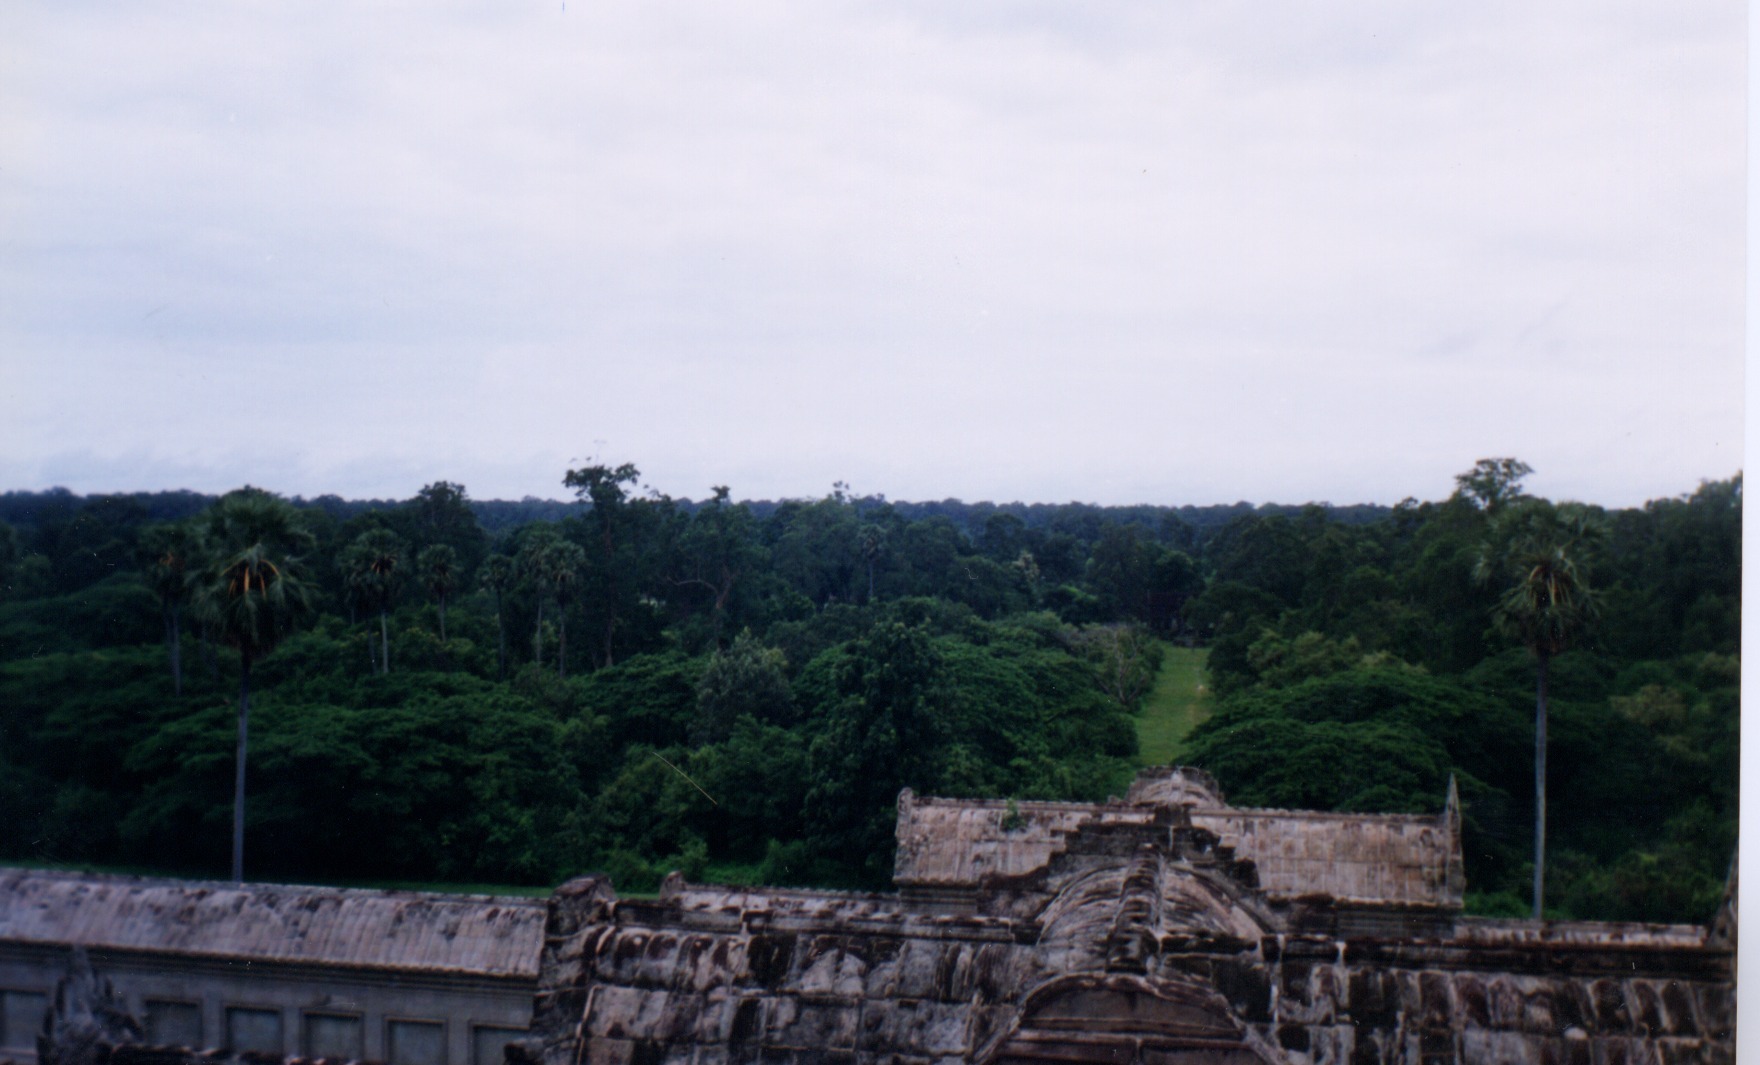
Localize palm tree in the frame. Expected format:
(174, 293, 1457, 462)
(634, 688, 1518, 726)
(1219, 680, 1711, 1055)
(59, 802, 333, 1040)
(546, 541, 586, 678)
(341, 529, 404, 674)
(192, 491, 313, 882)
(1475, 502, 1602, 919)
(562, 463, 639, 667)
(140, 522, 203, 696)
(479, 554, 515, 680)
(418, 544, 460, 642)
(518, 529, 564, 669)
(859, 523, 887, 604)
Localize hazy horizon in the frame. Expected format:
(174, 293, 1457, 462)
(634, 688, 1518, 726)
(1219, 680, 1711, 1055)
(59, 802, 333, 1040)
(1, 461, 1739, 513)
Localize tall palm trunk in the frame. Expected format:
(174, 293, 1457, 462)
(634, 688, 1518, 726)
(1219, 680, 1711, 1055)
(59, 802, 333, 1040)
(437, 597, 448, 643)
(558, 612, 568, 679)
(1532, 650, 1549, 919)
(379, 608, 391, 674)
(232, 654, 251, 883)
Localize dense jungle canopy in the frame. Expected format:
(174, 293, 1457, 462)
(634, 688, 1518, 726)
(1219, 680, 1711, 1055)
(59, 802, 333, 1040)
(0, 462, 1738, 922)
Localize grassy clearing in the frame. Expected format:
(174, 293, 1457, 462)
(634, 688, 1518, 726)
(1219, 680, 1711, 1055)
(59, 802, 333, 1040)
(1134, 645, 1212, 767)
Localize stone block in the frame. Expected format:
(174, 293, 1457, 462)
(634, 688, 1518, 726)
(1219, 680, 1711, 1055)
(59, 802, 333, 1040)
(1453, 973, 1490, 1030)
(1691, 983, 1732, 1041)
(1306, 1024, 1355, 1065)
(1627, 983, 1663, 1038)
(744, 936, 797, 990)
(1656, 982, 1695, 1038)
(1347, 970, 1398, 1029)
(797, 940, 866, 998)
(585, 1038, 635, 1065)
(1418, 972, 1452, 1031)
(1213, 958, 1273, 1024)
(761, 997, 859, 1051)
(1589, 980, 1629, 1035)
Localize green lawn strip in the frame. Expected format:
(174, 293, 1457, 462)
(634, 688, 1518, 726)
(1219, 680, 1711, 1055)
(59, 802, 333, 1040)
(1134, 645, 1212, 767)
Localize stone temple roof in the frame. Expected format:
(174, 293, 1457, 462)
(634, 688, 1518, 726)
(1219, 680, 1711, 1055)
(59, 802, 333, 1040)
(0, 868, 546, 978)
(894, 767, 1466, 910)
(511, 768, 1733, 1065)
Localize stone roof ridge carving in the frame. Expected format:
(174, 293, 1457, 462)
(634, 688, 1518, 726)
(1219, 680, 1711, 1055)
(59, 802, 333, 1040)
(1454, 915, 1714, 948)
(1186, 803, 1447, 823)
(0, 866, 547, 977)
(0, 865, 547, 907)
(897, 787, 1135, 811)
(902, 768, 1458, 824)
(656, 874, 910, 915)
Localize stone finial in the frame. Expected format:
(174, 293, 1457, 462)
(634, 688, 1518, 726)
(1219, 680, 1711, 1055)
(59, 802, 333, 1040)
(1125, 766, 1226, 809)
(1707, 845, 1736, 948)
(37, 948, 142, 1065)
(1443, 774, 1466, 904)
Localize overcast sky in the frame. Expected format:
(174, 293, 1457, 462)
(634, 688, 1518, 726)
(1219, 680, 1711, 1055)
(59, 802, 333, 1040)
(0, 2, 1744, 508)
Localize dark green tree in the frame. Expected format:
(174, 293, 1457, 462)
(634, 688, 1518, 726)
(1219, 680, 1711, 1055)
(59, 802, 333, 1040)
(479, 554, 516, 679)
(518, 527, 564, 668)
(191, 491, 314, 881)
(1476, 501, 1603, 918)
(692, 630, 793, 744)
(859, 523, 888, 603)
(803, 622, 946, 885)
(768, 494, 863, 607)
(1455, 457, 1534, 513)
(1086, 523, 1151, 621)
(0, 521, 24, 601)
(546, 541, 587, 678)
(417, 544, 460, 642)
(403, 481, 489, 574)
(1067, 623, 1163, 713)
(563, 463, 641, 667)
(140, 522, 203, 696)
(340, 529, 404, 674)
(671, 486, 764, 649)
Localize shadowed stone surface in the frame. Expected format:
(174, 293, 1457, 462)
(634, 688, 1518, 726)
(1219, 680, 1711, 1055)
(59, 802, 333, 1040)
(36, 949, 142, 1065)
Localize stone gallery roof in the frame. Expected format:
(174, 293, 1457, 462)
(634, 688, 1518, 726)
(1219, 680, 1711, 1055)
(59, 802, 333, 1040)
(1189, 809, 1456, 907)
(0, 868, 546, 978)
(894, 767, 1465, 909)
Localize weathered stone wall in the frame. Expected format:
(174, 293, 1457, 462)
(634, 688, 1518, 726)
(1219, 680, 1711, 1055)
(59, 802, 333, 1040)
(517, 770, 1735, 1065)
(516, 878, 1733, 1065)
(1238, 934, 1730, 1065)
(516, 877, 1041, 1065)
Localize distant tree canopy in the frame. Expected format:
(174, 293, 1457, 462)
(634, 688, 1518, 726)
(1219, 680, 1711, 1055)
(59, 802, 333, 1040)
(0, 465, 1738, 920)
